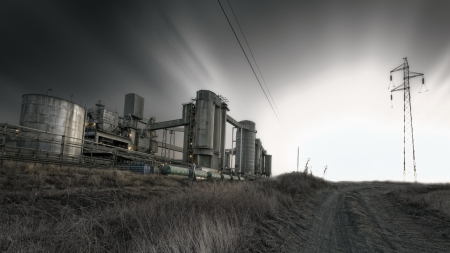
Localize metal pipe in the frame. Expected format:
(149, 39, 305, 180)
(161, 165, 240, 180)
(231, 127, 235, 170)
(173, 130, 176, 160)
(81, 108, 87, 155)
(220, 103, 227, 169)
(213, 104, 221, 169)
(240, 127, 242, 174)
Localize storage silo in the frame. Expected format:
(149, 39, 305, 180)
(219, 102, 228, 169)
(19, 94, 86, 156)
(261, 152, 266, 175)
(235, 120, 256, 174)
(124, 93, 144, 120)
(213, 100, 222, 169)
(265, 155, 272, 177)
(255, 139, 262, 174)
(225, 152, 231, 168)
(193, 90, 216, 168)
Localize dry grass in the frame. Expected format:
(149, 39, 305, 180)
(393, 183, 450, 216)
(0, 161, 327, 252)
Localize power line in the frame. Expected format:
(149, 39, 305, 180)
(217, 0, 283, 128)
(226, 0, 284, 126)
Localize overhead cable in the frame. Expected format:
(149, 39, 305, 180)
(217, 0, 284, 129)
(226, 0, 284, 126)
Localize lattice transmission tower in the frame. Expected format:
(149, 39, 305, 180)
(389, 57, 427, 182)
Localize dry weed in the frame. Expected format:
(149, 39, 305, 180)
(0, 163, 327, 252)
(393, 183, 450, 216)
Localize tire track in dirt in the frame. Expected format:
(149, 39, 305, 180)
(303, 188, 347, 253)
(302, 183, 450, 253)
(304, 185, 398, 252)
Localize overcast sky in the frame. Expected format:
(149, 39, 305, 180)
(1, 0, 449, 182)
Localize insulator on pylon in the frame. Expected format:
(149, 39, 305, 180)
(390, 75, 392, 81)
(422, 77, 425, 84)
(391, 94, 393, 100)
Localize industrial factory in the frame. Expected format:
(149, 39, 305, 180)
(0, 90, 272, 179)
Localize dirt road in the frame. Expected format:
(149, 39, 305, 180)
(301, 183, 450, 253)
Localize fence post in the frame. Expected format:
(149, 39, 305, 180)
(81, 109, 87, 156)
(0, 124, 7, 165)
(113, 148, 117, 167)
(60, 135, 65, 161)
(34, 133, 39, 158)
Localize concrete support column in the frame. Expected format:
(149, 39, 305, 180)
(182, 103, 192, 163)
(220, 103, 228, 169)
(213, 104, 221, 170)
(255, 139, 261, 174)
(265, 155, 272, 177)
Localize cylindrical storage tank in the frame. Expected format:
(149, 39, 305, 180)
(195, 170, 209, 178)
(254, 139, 262, 174)
(225, 152, 231, 168)
(235, 120, 256, 174)
(161, 165, 191, 176)
(18, 94, 85, 156)
(222, 174, 232, 180)
(213, 103, 221, 169)
(210, 172, 222, 179)
(265, 155, 272, 177)
(219, 103, 228, 168)
(194, 90, 216, 168)
(259, 151, 266, 175)
(194, 90, 215, 149)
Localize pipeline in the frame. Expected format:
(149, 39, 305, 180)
(161, 165, 244, 181)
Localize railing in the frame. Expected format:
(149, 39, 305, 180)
(0, 122, 159, 168)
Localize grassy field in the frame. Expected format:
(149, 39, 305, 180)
(0, 161, 327, 253)
(392, 183, 450, 216)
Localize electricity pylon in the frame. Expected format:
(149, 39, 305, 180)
(390, 57, 426, 182)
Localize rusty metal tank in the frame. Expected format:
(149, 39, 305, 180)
(19, 94, 86, 156)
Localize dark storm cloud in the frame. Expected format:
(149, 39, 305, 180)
(1, 0, 450, 180)
(1, 0, 449, 120)
(0, 0, 215, 123)
(154, 8, 212, 83)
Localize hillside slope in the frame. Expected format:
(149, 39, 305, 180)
(0, 162, 326, 252)
(1, 161, 449, 252)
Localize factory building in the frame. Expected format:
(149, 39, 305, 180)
(1, 90, 272, 177)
